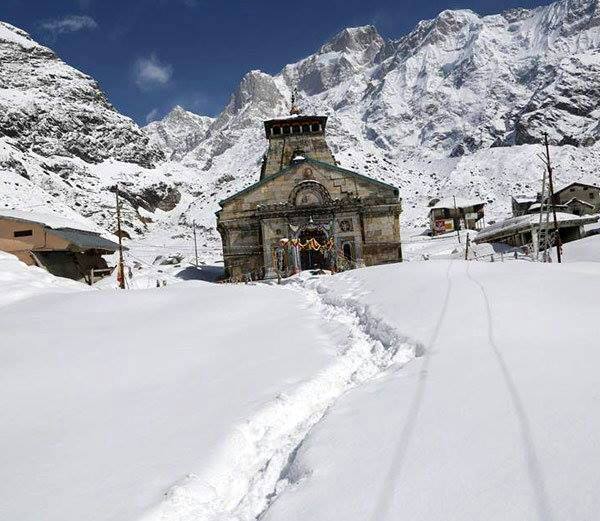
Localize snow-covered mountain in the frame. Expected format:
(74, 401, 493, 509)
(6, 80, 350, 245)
(169, 0, 600, 160)
(144, 106, 214, 161)
(2, 0, 600, 258)
(144, 0, 600, 231)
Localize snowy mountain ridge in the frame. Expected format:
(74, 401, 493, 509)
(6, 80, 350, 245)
(143, 0, 600, 234)
(1, 0, 600, 260)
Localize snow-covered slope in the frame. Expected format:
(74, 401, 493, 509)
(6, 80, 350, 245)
(0, 250, 85, 307)
(0, 21, 161, 166)
(260, 261, 600, 521)
(2, 259, 600, 520)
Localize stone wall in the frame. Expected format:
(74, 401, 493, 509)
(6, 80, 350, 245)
(262, 133, 335, 178)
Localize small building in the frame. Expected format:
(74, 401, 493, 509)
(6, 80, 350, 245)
(0, 210, 120, 282)
(511, 195, 538, 217)
(563, 198, 595, 216)
(216, 105, 402, 281)
(474, 212, 598, 248)
(429, 197, 485, 236)
(552, 182, 600, 214)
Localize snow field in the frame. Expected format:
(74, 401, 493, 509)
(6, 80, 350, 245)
(143, 272, 417, 521)
(262, 260, 600, 521)
(3, 247, 600, 521)
(0, 279, 335, 521)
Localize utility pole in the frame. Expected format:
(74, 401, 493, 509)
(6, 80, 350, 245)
(192, 220, 199, 268)
(536, 165, 548, 261)
(464, 233, 470, 260)
(453, 195, 461, 243)
(115, 184, 126, 289)
(544, 133, 562, 263)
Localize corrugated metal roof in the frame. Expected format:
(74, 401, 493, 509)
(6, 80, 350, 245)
(49, 228, 122, 252)
(475, 213, 599, 243)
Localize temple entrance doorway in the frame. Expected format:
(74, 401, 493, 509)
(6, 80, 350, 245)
(299, 229, 328, 270)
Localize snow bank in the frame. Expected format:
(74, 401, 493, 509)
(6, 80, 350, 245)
(562, 233, 600, 262)
(0, 251, 85, 307)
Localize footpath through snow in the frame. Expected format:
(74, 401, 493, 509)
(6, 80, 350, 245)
(141, 271, 418, 521)
(0, 256, 415, 521)
(3, 254, 600, 521)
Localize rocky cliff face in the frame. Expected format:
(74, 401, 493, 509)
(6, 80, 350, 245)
(0, 21, 179, 238)
(0, 22, 163, 167)
(156, 0, 600, 165)
(144, 106, 213, 161)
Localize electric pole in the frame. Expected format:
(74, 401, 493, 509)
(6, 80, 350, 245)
(453, 195, 461, 243)
(192, 220, 199, 268)
(544, 133, 562, 263)
(115, 184, 126, 289)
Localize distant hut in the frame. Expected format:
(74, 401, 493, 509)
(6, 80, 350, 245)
(0, 210, 120, 282)
(429, 197, 485, 236)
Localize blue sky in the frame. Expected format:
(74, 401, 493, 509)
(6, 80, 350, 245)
(3, 0, 553, 125)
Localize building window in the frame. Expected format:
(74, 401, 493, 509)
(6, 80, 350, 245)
(311, 123, 320, 132)
(272, 126, 281, 135)
(14, 229, 33, 237)
(302, 124, 310, 133)
(292, 125, 300, 134)
(282, 126, 291, 135)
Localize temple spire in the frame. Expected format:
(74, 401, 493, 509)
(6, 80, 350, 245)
(290, 87, 301, 115)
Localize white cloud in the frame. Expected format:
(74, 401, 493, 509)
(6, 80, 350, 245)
(145, 108, 160, 124)
(134, 54, 173, 90)
(40, 15, 98, 35)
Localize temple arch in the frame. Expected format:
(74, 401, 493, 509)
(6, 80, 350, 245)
(289, 180, 332, 208)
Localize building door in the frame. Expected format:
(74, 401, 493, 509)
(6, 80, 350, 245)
(299, 229, 327, 270)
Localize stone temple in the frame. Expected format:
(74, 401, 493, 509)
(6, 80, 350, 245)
(216, 106, 402, 281)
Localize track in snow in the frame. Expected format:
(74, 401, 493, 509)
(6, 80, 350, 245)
(142, 272, 420, 521)
(465, 263, 554, 521)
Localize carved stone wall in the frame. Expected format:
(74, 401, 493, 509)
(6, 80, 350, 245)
(217, 159, 402, 280)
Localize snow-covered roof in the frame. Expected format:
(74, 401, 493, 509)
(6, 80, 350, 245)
(476, 212, 598, 242)
(555, 182, 600, 196)
(528, 202, 568, 211)
(0, 209, 100, 233)
(512, 195, 537, 204)
(430, 197, 485, 211)
(564, 198, 595, 208)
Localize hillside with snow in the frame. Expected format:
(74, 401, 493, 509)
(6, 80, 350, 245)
(2, 0, 600, 261)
